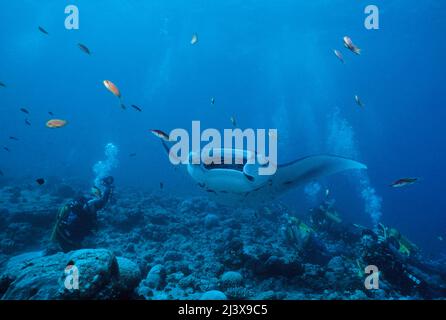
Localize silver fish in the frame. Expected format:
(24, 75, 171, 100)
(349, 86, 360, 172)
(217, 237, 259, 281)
(343, 36, 361, 55)
(333, 49, 344, 63)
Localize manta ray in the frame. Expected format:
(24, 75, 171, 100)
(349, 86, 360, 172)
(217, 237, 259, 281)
(161, 142, 367, 205)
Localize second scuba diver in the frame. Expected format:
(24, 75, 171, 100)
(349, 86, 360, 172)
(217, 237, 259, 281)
(50, 176, 114, 252)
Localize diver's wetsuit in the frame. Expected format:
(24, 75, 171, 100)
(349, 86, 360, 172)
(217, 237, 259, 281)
(52, 182, 113, 252)
(362, 232, 446, 298)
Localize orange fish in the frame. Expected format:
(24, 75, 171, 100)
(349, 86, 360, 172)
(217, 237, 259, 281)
(103, 80, 121, 98)
(46, 119, 67, 128)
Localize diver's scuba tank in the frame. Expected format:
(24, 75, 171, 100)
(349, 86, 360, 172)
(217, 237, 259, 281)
(50, 204, 70, 242)
(50, 198, 85, 247)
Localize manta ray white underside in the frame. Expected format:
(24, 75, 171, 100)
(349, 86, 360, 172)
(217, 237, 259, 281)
(163, 143, 367, 206)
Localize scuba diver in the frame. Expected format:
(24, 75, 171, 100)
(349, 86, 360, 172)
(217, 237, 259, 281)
(50, 176, 114, 252)
(283, 215, 332, 265)
(308, 195, 446, 298)
(360, 223, 446, 298)
(309, 196, 364, 246)
(310, 198, 342, 231)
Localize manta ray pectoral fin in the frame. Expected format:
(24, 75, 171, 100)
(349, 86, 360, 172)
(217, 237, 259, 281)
(272, 155, 367, 193)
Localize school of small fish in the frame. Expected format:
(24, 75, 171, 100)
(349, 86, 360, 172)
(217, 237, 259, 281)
(0, 23, 420, 198)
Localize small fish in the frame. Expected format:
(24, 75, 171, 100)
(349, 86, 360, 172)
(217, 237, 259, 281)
(343, 36, 361, 55)
(48, 111, 54, 116)
(131, 105, 142, 112)
(0, 81, 6, 88)
(9, 136, 19, 141)
(129, 153, 137, 157)
(325, 189, 330, 197)
(333, 49, 344, 63)
(78, 43, 91, 55)
(103, 80, 122, 98)
(438, 236, 444, 242)
(211, 97, 215, 105)
(91, 186, 102, 197)
(38, 26, 49, 35)
(36, 178, 45, 185)
(120, 103, 127, 110)
(355, 95, 364, 107)
(230, 116, 237, 127)
(191, 33, 198, 45)
(150, 129, 170, 141)
(20, 108, 30, 114)
(160, 182, 164, 189)
(3, 147, 10, 152)
(25, 119, 31, 126)
(390, 178, 419, 188)
(46, 119, 67, 128)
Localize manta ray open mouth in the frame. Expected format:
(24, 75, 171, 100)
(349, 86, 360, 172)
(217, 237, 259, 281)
(160, 141, 367, 205)
(203, 157, 247, 172)
(186, 148, 367, 205)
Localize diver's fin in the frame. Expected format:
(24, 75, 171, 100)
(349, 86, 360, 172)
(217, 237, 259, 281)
(272, 155, 367, 193)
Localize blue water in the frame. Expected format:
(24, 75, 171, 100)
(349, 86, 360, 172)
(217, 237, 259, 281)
(0, 1, 445, 255)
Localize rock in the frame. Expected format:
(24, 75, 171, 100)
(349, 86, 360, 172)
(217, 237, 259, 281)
(224, 286, 253, 300)
(109, 208, 143, 231)
(0, 249, 140, 300)
(65, 249, 119, 299)
(148, 208, 169, 225)
(254, 290, 276, 300)
(178, 274, 200, 290)
(163, 251, 183, 262)
(1, 251, 68, 300)
(220, 271, 243, 288)
(349, 290, 368, 300)
(200, 290, 227, 300)
(144, 264, 165, 290)
(4, 251, 45, 269)
(152, 290, 169, 300)
(166, 272, 184, 284)
(164, 286, 187, 299)
(115, 257, 142, 294)
(204, 214, 219, 228)
(261, 255, 304, 278)
(327, 256, 345, 273)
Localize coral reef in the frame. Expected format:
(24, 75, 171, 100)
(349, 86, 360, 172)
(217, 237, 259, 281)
(0, 249, 140, 299)
(0, 184, 445, 300)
